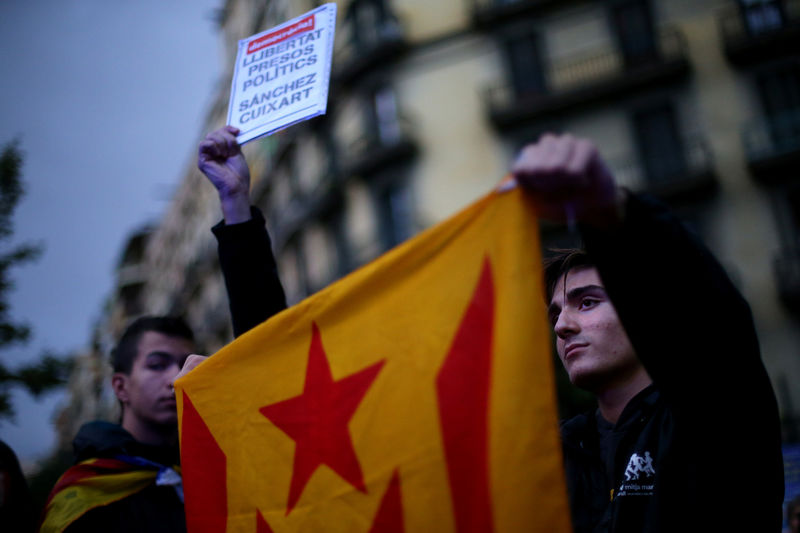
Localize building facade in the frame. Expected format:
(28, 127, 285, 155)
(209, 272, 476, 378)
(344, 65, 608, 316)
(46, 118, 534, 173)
(55, 0, 800, 449)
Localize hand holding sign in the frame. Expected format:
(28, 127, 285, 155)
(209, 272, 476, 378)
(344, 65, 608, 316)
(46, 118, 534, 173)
(198, 126, 251, 224)
(227, 4, 336, 144)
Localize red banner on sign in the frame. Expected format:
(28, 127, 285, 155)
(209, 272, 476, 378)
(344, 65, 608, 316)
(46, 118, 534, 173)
(247, 15, 315, 54)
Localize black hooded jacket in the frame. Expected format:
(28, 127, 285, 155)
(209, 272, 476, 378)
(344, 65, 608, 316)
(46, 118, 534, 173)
(45, 208, 286, 533)
(560, 193, 784, 532)
(62, 421, 185, 533)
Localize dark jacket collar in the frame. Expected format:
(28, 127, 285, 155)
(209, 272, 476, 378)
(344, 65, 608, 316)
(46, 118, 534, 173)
(72, 421, 179, 466)
(561, 385, 660, 452)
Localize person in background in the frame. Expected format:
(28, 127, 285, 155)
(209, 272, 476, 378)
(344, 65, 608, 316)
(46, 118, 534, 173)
(40, 317, 194, 533)
(0, 439, 36, 532)
(42, 124, 288, 532)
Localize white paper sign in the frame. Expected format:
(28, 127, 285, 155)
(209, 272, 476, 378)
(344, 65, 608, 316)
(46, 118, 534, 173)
(227, 3, 336, 144)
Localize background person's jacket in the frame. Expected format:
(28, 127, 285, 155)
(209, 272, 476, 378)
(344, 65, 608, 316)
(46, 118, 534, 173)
(41, 421, 185, 533)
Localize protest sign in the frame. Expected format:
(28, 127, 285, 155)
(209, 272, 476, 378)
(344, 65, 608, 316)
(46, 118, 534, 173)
(227, 4, 336, 144)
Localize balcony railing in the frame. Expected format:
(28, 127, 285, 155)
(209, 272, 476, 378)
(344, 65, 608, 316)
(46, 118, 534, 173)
(610, 135, 717, 203)
(486, 28, 691, 130)
(743, 109, 800, 183)
(718, 0, 800, 66)
(467, 0, 562, 29)
(343, 115, 419, 178)
(334, 16, 407, 86)
(774, 247, 800, 311)
(271, 172, 344, 253)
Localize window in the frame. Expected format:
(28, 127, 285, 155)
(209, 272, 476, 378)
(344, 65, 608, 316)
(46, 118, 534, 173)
(362, 84, 403, 145)
(327, 208, 352, 277)
(756, 62, 800, 150)
(120, 282, 144, 316)
(738, 0, 786, 36)
(503, 31, 548, 97)
(279, 240, 310, 304)
(345, 0, 400, 51)
(632, 102, 687, 184)
(372, 176, 413, 250)
(373, 86, 402, 145)
(608, 0, 658, 67)
(774, 185, 800, 248)
(772, 185, 800, 307)
(303, 224, 337, 292)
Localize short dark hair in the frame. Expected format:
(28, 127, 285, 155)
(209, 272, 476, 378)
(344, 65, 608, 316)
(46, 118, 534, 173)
(111, 316, 194, 374)
(543, 248, 595, 303)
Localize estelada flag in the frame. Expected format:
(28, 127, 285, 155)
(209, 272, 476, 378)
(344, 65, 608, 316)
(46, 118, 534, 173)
(40, 458, 168, 532)
(175, 186, 571, 532)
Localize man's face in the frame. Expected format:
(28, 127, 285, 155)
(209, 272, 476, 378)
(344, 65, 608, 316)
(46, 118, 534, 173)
(115, 331, 194, 429)
(548, 267, 641, 392)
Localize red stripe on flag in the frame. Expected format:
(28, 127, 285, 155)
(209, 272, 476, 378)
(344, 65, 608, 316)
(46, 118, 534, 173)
(44, 458, 138, 508)
(256, 511, 275, 533)
(436, 257, 495, 533)
(368, 470, 404, 533)
(182, 391, 228, 533)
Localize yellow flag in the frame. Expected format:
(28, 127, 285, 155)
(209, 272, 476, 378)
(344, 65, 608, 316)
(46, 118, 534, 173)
(176, 187, 571, 533)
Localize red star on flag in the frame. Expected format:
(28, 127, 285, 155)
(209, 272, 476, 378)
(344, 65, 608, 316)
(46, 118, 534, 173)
(260, 322, 385, 515)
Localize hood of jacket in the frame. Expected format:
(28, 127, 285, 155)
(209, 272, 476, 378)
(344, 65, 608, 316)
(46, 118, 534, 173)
(72, 421, 179, 466)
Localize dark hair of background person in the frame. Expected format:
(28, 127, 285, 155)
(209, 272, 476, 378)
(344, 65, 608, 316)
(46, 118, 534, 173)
(111, 316, 194, 375)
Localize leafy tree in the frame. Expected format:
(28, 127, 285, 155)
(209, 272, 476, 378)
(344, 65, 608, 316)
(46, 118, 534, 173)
(0, 140, 71, 421)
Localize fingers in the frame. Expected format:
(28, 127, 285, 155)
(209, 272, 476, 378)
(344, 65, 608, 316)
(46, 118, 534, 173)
(513, 134, 585, 201)
(173, 354, 208, 386)
(512, 133, 618, 223)
(208, 127, 240, 154)
(198, 139, 222, 162)
(565, 137, 596, 176)
(513, 134, 589, 181)
(198, 126, 242, 163)
(537, 133, 576, 174)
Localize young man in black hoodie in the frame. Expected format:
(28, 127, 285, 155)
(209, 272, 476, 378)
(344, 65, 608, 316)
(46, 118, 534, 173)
(41, 316, 194, 533)
(514, 133, 784, 532)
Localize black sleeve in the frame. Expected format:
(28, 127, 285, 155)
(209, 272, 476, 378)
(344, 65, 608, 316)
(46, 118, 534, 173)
(64, 485, 186, 533)
(212, 207, 287, 338)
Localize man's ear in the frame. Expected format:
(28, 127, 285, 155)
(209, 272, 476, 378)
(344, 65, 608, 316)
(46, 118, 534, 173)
(112, 373, 130, 404)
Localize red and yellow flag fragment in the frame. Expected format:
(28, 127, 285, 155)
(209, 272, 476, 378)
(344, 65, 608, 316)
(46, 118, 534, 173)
(176, 187, 571, 532)
(40, 458, 161, 532)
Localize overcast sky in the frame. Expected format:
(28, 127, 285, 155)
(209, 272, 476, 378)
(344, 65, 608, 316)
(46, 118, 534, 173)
(0, 0, 224, 467)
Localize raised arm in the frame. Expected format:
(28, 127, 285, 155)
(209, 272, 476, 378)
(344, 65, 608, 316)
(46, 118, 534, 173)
(198, 126, 287, 337)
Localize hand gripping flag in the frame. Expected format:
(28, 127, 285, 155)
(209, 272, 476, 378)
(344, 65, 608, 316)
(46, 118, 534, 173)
(175, 187, 571, 532)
